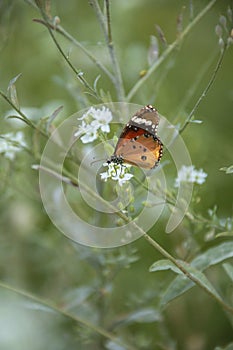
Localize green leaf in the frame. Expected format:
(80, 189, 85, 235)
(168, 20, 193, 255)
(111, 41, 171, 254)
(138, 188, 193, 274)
(8, 73, 22, 87)
(220, 165, 233, 174)
(161, 260, 221, 306)
(190, 119, 203, 124)
(161, 242, 233, 305)
(105, 340, 127, 350)
(46, 105, 63, 133)
(215, 231, 233, 238)
(215, 342, 233, 350)
(21, 301, 55, 313)
(223, 263, 233, 282)
(191, 242, 233, 270)
(113, 308, 161, 329)
(7, 73, 22, 109)
(149, 259, 182, 274)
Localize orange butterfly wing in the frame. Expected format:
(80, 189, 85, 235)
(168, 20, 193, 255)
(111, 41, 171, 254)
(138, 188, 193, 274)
(110, 105, 163, 169)
(114, 130, 163, 169)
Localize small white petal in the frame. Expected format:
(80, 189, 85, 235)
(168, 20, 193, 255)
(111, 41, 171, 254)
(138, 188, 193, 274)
(175, 165, 207, 187)
(100, 124, 110, 133)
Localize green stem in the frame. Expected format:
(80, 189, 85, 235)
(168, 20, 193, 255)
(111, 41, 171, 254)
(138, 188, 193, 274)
(90, 0, 125, 101)
(179, 46, 226, 134)
(37, 165, 233, 315)
(37, 8, 102, 102)
(105, 0, 125, 101)
(0, 280, 136, 350)
(126, 0, 218, 101)
(140, 230, 233, 314)
(0, 90, 47, 137)
(33, 18, 115, 83)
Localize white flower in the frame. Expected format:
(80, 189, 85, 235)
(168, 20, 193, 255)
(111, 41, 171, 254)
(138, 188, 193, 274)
(80, 128, 98, 144)
(74, 106, 113, 143)
(175, 165, 207, 187)
(100, 162, 133, 186)
(0, 131, 27, 160)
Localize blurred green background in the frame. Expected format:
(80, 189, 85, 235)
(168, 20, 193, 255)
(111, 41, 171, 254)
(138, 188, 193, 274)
(0, 1, 233, 349)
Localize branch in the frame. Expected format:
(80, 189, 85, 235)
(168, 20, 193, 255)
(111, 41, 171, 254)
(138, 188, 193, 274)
(0, 280, 135, 350)
(36, 164, 233, 315)
(36, 7, 102, 102)
(90, 0, 125, 101)
(126, 0, 218, 101)
(179, 45, 226, 134)
(0, 90, 47, 137)
(33, 18, 114, 83)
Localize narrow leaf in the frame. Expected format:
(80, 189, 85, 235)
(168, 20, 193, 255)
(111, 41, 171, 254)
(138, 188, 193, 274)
(161, 242, 233, 305)
(215, 231, 233, 238)
(220, 165, 233, 174)
(46, 105, 63, 133)
(94, 74, 101, 91)
(161, 260, 221, 306)
(150, 259, 182, 274)
(148, 35, 159, 66)
(113, 308, 161, 329)
(223, 263, 233, 282)
(7, 73, 22, 109)
(215, 342, 233, 350)
(191, 242, 233, 270)
(8, 73, 22, 88)
(21, 301, 55, 313)
(105, 340, 127, 350)
(190, 119, 203, 124)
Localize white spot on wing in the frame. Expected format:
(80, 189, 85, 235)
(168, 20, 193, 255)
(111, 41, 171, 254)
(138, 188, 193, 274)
(131, 116, 152, 126)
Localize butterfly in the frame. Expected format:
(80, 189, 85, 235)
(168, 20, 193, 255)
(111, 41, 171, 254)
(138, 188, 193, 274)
(109, 105, 163, 169)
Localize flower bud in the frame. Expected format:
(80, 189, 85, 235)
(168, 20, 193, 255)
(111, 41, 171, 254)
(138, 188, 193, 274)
(215, 24, 223, 37)
(227, 7, 232, 22)
(218, 37, 225, 50)
(227, 37, 233, 47)
(219, 15, 227, 31)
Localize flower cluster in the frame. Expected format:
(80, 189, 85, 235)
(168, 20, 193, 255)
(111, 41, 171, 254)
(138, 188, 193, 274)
(100, 162, 134, 187)
(175, 165, 207, 187)
(0, 131, 27, 160)
(74, 106, 112, 143)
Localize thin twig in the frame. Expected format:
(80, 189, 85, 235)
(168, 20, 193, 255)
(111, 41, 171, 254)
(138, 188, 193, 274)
(33, 18, 114, 83)
(179, 46, 226, 134)
(105, 0, 112, 44)
(89, 0, 108, 42)
(0, 90, 47, 137)
(36, 165, 233, 315)
(0, 280, 136, 350)
(32, 164, 79, 187)
(126, 0, 218, 101)
(105, 0, 125, 101)
(36, 8, 102, 102)
(90, 0, 125, 101)
(175, 53, 216, 118)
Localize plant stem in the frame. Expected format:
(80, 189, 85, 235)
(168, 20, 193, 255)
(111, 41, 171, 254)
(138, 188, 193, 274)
(33, 18, 115, 83)
(126, 0, 218, 101)
(0, 280, 136, 350)
(105, 0, 125, 101)
(179, 46, 226, 134)
(0, 90, 47, 137)
(140, 230, 233, 314)
(90, 0, 125, 101)
(37, 8, 102, 102)
(37, 165, 233, 315)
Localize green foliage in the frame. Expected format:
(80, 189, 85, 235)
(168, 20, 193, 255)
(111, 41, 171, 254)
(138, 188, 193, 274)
(0, 1, 233, 350)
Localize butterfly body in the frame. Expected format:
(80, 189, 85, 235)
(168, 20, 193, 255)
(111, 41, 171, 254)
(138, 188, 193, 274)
(109, 105, 163, 169)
